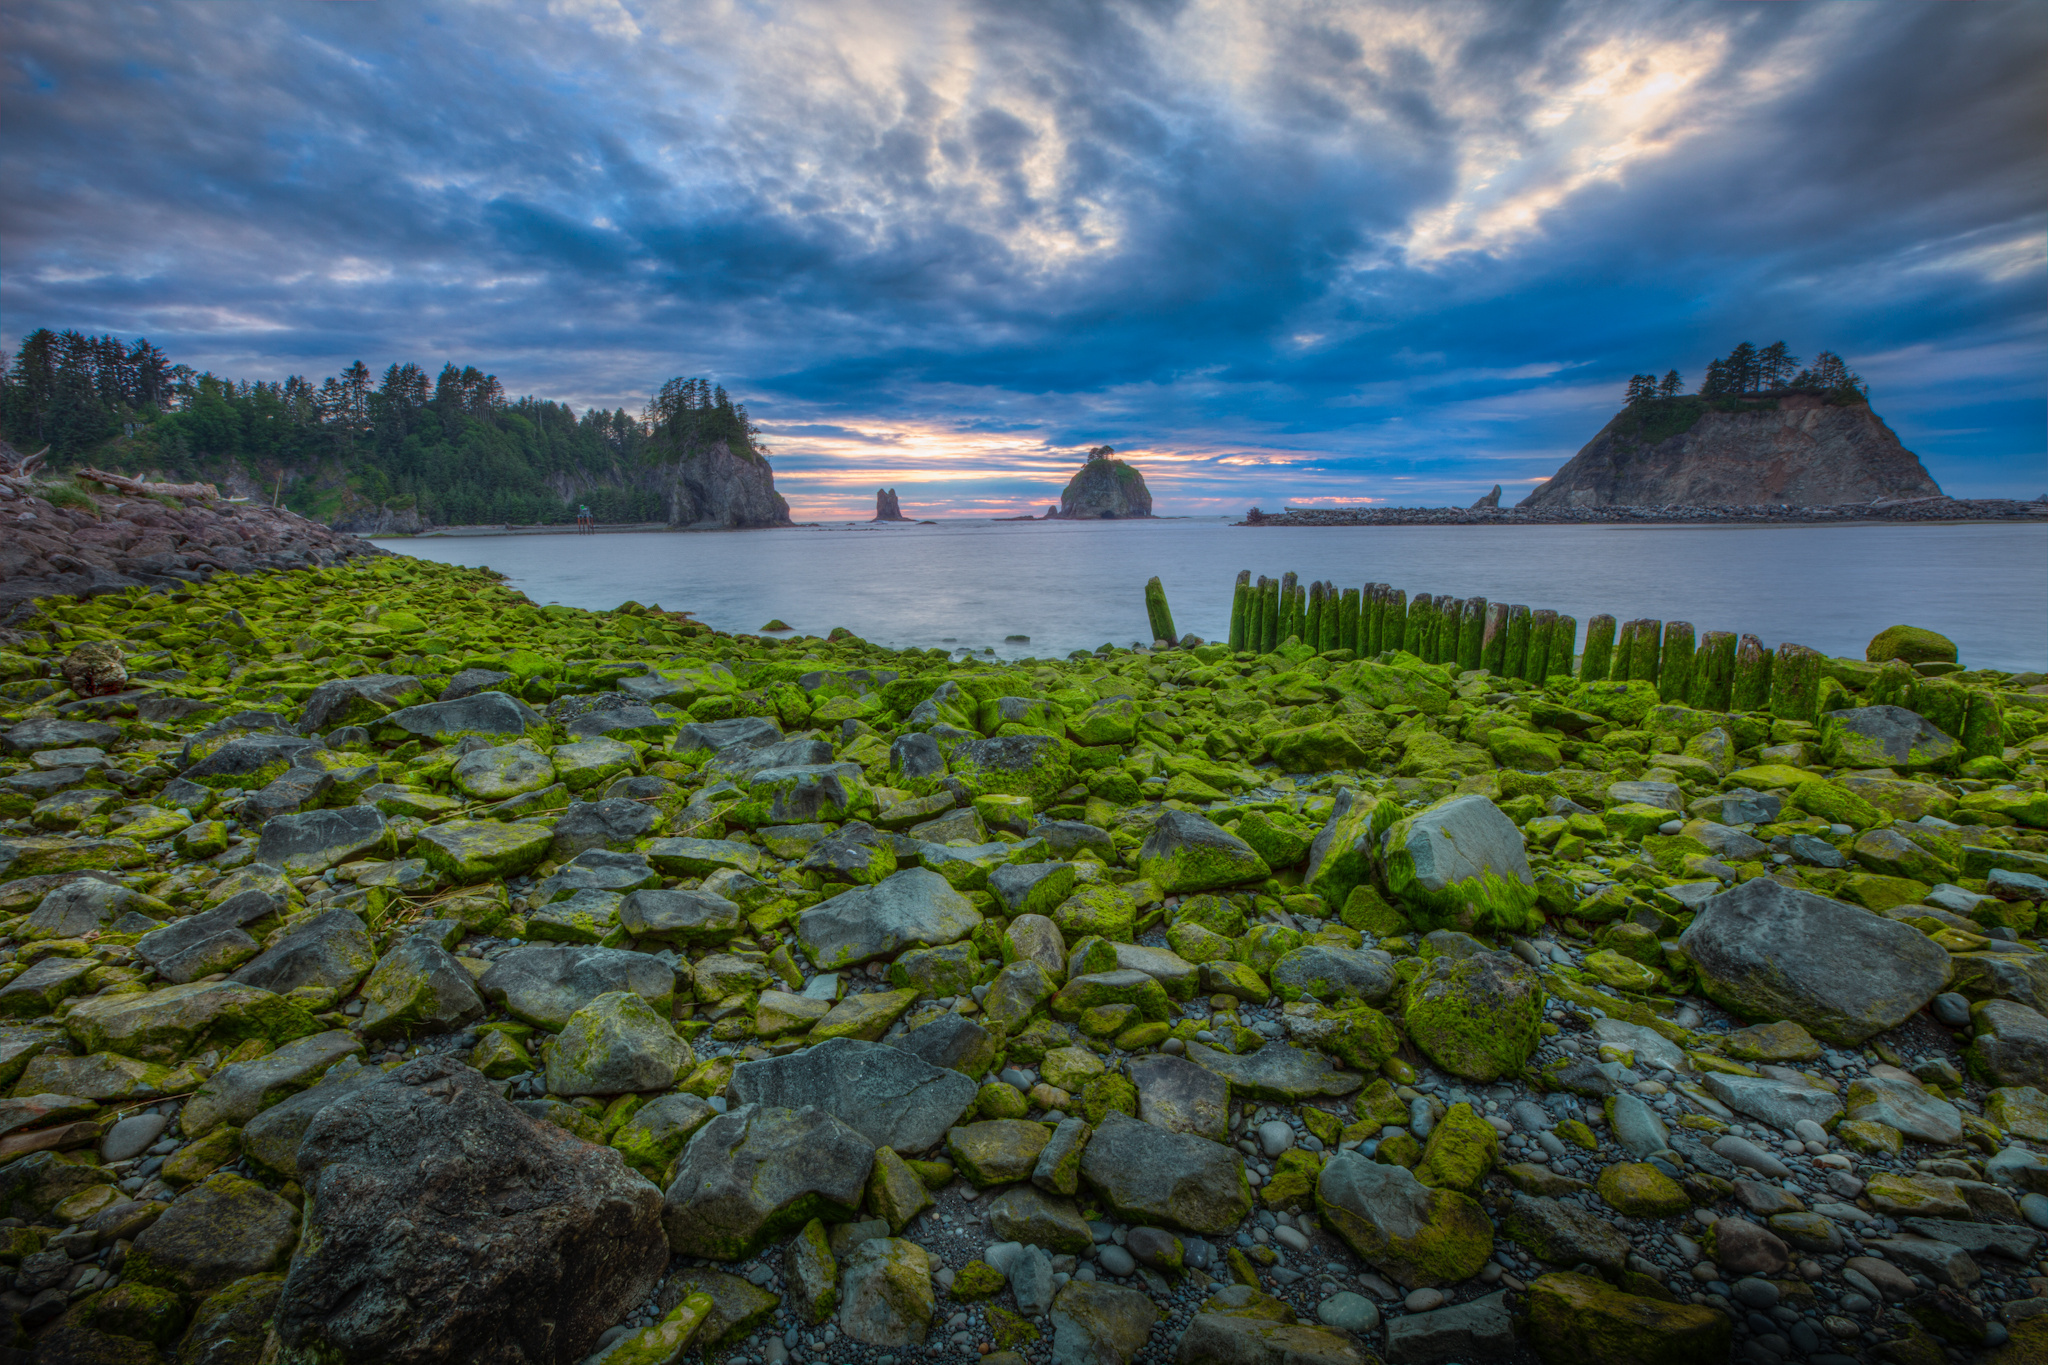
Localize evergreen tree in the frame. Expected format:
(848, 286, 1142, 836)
(1657, 369, 1683, 398)
(1759, 341, 1798, 390)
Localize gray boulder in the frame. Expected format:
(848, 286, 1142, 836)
(1822, 705, 1959, 772)
(1381, 1291, 1514, 1365)
(298, 674, 424, 734)
(181, 1029, 364, 1139)
(134, 892, 282, 984)
(356, 938, 486, 1039)
(1701, 1074, 1845, 1132)
(1971, 1000, 2048, 1089)
(241, 1060, 381, 1179)
(661, 1104, 876, 1261)
(1078, 1111, 1250, 1234)
(23, 878, 163, 940)
(546, 991, 693, 1096)
(547, 798, 660, 860)
(378, 691, 541, 744)
(1380, 794, 1533, 912)
(1678, 879, 1951, 1044)
(127, 1172, 297, 1295)
(231, 908, 377, 1006)
(1128, 1053, 1230, 1140)
(254, 806, 390, 877)
(180, 733, 320, 787)
(674, 716, 784, 755)
(795, 867, 983, 970)
(1268, 946, 1397, 1005)
(619, 887, 742, 945)
(1051, 1279, 1159, 1365)
(1182, 1041, 1361, 1101)
(1174, 1312, 1366, 1365)
(894, 1013, 997, 1078)
(478, 944, 676, 1030)
(274, 1056, 666, 1365)
(1, 718, 121, 753)
(440, 668, 513, 701)
(1318, 1151, 1493, 1288)
(708, 738, 836, 780)
(838, 1237, 934, 1346)
(727, 1037, 977, 1151)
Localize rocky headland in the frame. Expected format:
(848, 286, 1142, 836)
(0, 547, 2045, 1365)
(1240, 497, 2048, 528)
(0, 459, 385, 615)
(1521, 392, 1942, 510)
(1047, 449, 1154, 521)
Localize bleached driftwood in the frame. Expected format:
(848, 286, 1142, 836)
(76, 467, 222, 501)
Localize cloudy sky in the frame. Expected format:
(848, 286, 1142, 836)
(3, 0, 2042, 517)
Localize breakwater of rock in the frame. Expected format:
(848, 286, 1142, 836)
(1, 553, 2046, 1364)
(1242, 497, 2048, 528)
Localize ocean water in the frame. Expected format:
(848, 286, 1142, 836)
(375, 517, 2048, 671)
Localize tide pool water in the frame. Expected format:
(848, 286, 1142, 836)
(377, 517, 2048, 671)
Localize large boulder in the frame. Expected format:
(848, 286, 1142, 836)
(478, 945, 676, 1030)
(795, 867, 982, 970)
(661, 1104, 875, 1261)
(1402, 951, 1544, 1082)
(547, 798, 659, 861)
(1678, 880, 1951, 1044)
(727, 1038, 978, 1152)
(1182, 1042, 1361, 1102)
(298, 674, 426, 734)
(1821, 706, 1959, 773)
(356, 937, 486, 1040)
(1138, 811, 1270, 894)
(1174, 1311, 1365, 1365)
(1866, 626, 1956, 666)
(948, 735, 1075, 805)
(1078, 1111, 1250, 1234)
(1128, 1054, 1230, 1140)
(1971, 1000, 2048, 1090)
(1268, 946, 1396, 1005)
(1378, 795, 1537, 932)
(1316, 1150, 1492, 1289)
(181, 1029, 364, 1139)
(273, 1056, 667, 1365)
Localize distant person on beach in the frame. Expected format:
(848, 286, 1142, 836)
(577, 504, 593, 534)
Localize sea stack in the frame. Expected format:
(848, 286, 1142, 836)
(872, 488, 910, 522)
(1046, 445, 1154, 520)
(1521, 390, 1941, 508)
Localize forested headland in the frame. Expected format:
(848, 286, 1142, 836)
(0, 329, 765, 527)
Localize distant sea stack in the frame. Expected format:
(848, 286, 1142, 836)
(1046, 445, 1154, 520)
(872, 488, 910, 521)
(1521, 390, 1941, 509)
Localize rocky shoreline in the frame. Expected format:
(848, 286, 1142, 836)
(1241, 498, 2048, 529)
(0, 554, 2045, 1365)
(0, 474, 384, 616)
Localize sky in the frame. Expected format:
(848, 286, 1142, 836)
(2, 0, 2043, 519)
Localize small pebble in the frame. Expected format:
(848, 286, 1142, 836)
(1097, 1245, 1135, 1276)
(1403, 1288, 1445, 1312)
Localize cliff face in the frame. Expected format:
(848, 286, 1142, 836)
(1050, 457, 1154, 519)
(538, 440, 792, 529)
(1519, 393, 1942, 509)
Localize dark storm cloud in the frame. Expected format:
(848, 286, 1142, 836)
(1, 0, 2041, 515)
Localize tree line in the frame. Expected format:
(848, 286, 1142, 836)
(0, 328, 766, 526)
(1622, 341, 1868, 407)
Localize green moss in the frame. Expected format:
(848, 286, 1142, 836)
(950, 1259, 1007, 1300)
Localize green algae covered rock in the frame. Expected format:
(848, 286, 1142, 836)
(126, 1172, 298, 1295)
(1413, 1102, 1497, 1193)
(1402, 950, 1545, 1082)
(662, 1105, 875, 1261)
(1524, 1271, 1732, 1365)
(416, 819, 554, 881)
(1866, 625, 1957, 666)
(1303, 789, 1403, 910)
(1139, 810, 1269, 894)
(606, 1291, 717, 1365)
(1316, 1150, 1492, 1289)
(66, 981, 320, 1063)
(546, 990, 694, 1096)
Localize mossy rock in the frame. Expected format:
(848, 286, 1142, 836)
(1413, 1103, 1497, 1193)
(1866, 625, 1957, 666)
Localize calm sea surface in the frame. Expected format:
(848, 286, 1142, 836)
(375, 518, 2048, 672)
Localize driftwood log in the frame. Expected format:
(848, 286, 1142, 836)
(76, 467, 223, 501)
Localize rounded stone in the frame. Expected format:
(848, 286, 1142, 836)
(1256, 1121, 1295, 1158)
(1931, 993, 1971, 1029)
(2021, 1193, 2048, 1231)
(1096, 1244, 1135, 1277)
(1731, 1278, 1780, 1310)
(1403, 1288, 1445, 1312)
(1317, 1292, 1380, 1333)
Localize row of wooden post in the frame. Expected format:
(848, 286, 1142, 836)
(1223, 569, 1826, 718)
